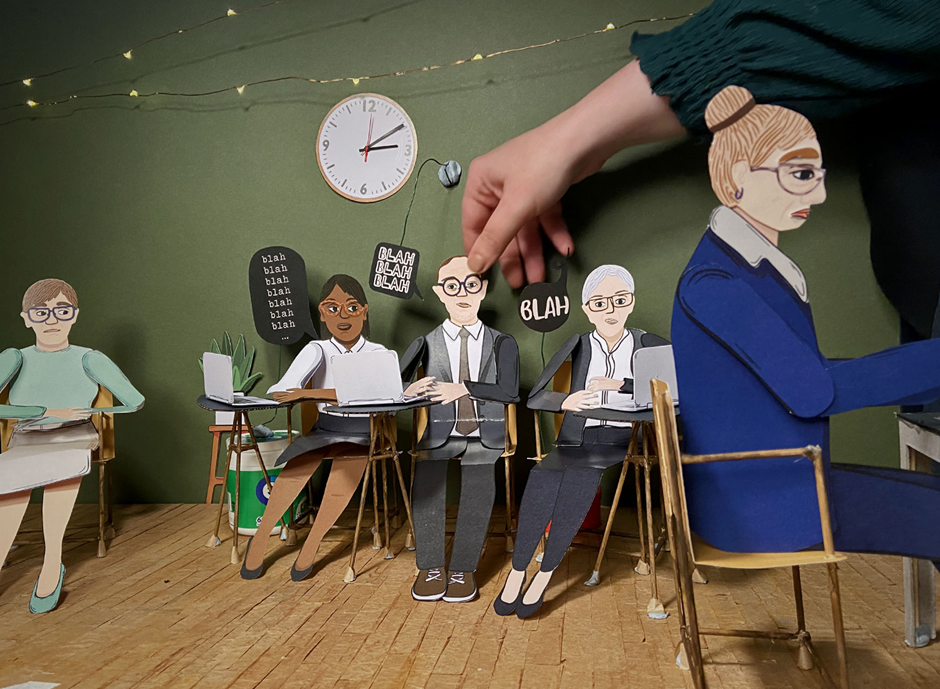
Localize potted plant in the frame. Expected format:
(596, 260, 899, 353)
(199, 332, 263, 425)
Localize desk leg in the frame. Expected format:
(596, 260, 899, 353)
(586, 458, 630, 587)
(644, 428, 667, 619)
(231, 413, 244, 565)
(393, 455, 416, 552)
(382, 459, 393, 560)
(208, 427, 236, 548)
(902, 443, 938, 647)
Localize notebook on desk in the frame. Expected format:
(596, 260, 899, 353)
(602, 345, 679, 412)
(331, 350, 428, 407)
(203, 352, 273, 407)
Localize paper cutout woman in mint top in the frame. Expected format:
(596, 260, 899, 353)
(0, 279, 144, 613)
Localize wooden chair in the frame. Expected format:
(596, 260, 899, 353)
(649, 378, 849, 689)
(2, 386, 117, 558)
(531, 361, 683, 618)
(296, 396, 416, 582)
(408, 396, 518, 553)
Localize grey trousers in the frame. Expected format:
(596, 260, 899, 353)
(412, 438, 499, 572)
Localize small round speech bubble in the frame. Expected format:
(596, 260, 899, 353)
(518, 256, 570, 332)
(248, 246, 318, 345)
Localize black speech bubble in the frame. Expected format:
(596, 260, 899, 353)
(518, 257, 570, 332)
(369, 242, 422, 300)
(248, 247, 317, 345)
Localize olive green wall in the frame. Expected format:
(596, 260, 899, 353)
(0, 0, 900, 504)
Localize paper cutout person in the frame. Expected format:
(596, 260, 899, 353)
(0, 279, 144, 613)
(400, 255, 520, 603)
(492, 265, 667, 617)
(241, 274, 428, 580)
(672, 85, 940, 557)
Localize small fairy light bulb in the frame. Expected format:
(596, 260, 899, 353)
(27, 100, 38, 107)
(605, 22, 615, 30)
(129, 90, 139, 97)
(236, 85, 246, 94)
(351, 78, 360, 85)
(227, 8, 237, 16)
(123, 50, 133, 59)
(22, 78, 33, 86)
(471, 53, 483, 61)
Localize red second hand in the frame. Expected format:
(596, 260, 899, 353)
(364, 114, 373, 163)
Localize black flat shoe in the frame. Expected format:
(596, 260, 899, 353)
(290, 558, 315, 582)
(516, 580, 548, 619)
(240, 537, 264, 580)
(493, 574, 526, 616)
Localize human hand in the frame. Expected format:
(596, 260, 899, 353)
(431, 381, 470, 405)
(561, 390, 600, 412)
(272, 388, 306, 403)
(44, 407, 92, 421)
(405, 376, 436, 397)
(462, 60, 683, 288)
(587, 377, 624, 393)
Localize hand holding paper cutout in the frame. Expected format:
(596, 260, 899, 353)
(586, 377, 623, 393)
(561, 389, 599, 412)
(430, 381, 470, 404)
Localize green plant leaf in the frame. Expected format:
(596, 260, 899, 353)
(238, 346, 255, 381)
(234, 334, 247, 365)
(241, 371, 263, 393)
(210, 339, 221, 355)
(222, 332, 234, 357)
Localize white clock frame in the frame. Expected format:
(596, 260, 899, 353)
(316, 93, 418, 203)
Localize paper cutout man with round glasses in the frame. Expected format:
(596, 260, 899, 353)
(400, 255, 520, 604)
(0, 279, 144, 614)
(493, 265, 667, 618)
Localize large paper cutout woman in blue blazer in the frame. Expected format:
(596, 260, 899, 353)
(673, 85, 940, 558)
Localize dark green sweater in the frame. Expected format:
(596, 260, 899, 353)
(631, 0, 940, 136)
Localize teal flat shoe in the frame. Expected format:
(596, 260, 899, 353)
(29, 564, 65, 614)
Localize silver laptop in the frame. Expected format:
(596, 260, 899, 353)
(331, 350, 426, 406)
(603, 345, 679, 412)
(203, 352, 272, 406)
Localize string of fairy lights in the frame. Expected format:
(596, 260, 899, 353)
(1, 13, 694, 115)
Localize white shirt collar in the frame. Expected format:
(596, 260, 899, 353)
(590, 329, 631, 355)
(442, 319, 484, 341)
(709, 206, 808, 302)
(329, 336, 367, 353)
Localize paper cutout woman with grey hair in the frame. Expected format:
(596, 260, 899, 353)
(493, 265, 667, 618)
(0, 279, 144, 614)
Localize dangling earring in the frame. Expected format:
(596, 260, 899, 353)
(733, 187, 744, 200)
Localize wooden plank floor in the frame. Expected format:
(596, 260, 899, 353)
(2, 503, 940, 688)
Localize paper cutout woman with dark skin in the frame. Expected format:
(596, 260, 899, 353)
(493, 265, 667, 618)
(241, 274, 429, 581)
(673, 85, 940, 559)
(0, 279, 144, 613)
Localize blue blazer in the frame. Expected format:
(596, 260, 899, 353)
(673, 224, 940, 553)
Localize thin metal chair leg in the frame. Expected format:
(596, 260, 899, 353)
(828, 562, 850, 689)
(97, 462, 107, 558)
(382, 459, 393, 560)
(393, 455, 417, 551)
(586, 459, 629, 586)
(345, 466, 372, 583)
(644, 428, 666, 618)
(371, 461, 382, 549)
(231, 413, 244, 565)
(793, 566, 814, 670)
(634, 462, 650, 576)
(208, 426, 235, 548)
(106, 461, 116, 540)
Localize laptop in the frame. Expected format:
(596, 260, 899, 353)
(602, 345, 679, 412)
(203, 352, 273, 406)
(331, 350, 428, 406)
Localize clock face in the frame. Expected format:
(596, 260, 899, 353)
(316, 93, 417, 203)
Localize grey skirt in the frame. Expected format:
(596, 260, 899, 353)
(273, 413, 371, 467)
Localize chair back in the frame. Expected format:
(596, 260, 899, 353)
(650, 378, 696, 560)
(300, 379, 319, 435)
(1, 386, 114, 459)
(533, 360, 571, 460)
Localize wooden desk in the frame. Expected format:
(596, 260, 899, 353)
(898, 412, 940, 648)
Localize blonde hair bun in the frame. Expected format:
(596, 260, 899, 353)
(705, 85, 755, 133)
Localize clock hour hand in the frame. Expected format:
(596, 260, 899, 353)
(363, 123, 405, 150)
(358, 144, 399, 153)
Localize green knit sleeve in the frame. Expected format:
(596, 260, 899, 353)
(82, 350, 145, 414)
(631, 0, 940, 136)
(0, 348, 46, 420)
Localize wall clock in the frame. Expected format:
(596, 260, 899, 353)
(316, 93, 417, 203)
